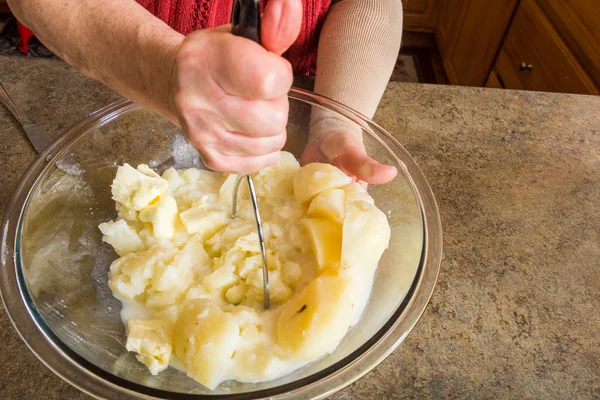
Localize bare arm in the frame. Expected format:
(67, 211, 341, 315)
(8, 0, 183, 122)
(7, 0, 301, 174)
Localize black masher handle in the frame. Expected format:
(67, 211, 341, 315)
(231, 0, 262, 45)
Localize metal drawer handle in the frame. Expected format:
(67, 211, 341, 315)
(519, 62, 533, 71)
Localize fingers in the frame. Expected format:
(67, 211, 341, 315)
(173, 28, 293, 175)
(214, 130, 287, 157)
(217, 96, 288, 137)
(211, 35, 293, 99)
(261, 0, 303, 55)
(300, 131, 398, 185)
(202, 151, 281, 174)
(333, 149, 398, 185)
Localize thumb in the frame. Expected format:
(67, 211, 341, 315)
(333, 149, 398, 185)
(261, 0, 302, 55)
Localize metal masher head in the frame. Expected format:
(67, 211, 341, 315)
(232, 174, 270, 309)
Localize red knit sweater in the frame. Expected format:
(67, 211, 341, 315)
(135, 0, 331, 75)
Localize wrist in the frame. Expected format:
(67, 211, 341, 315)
(308, 110, 362, 144)
(136, 22, 184, 124)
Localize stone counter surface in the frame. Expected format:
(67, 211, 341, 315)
(0, 56, 598, 399)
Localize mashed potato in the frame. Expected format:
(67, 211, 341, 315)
(99, 151, 390, 389)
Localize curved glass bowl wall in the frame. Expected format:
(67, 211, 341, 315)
(0, 89, 442, 399)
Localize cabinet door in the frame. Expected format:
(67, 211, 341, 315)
(435, 0, 517, 86)
(403, 0, 435, 30)
(539, 0, 600, 88)
(486, 71, 503, 89)
(448, 0, 519, 86)
(435, 0, 470, 67)
(495, 0, 599, 94)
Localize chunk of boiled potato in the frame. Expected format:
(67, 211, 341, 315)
(341, 182, 365, 195)
(202, 264, 240, 292)
(265, 270, 294, 305)
(282, 261, 302, 286)
(277, 270, 353, 359)
(126, 319, 174, 375)
(99, 219, 144, 256)
(175, 239, 211, 276)
(341, 201, 391, 275)
(302, 218, 342, 271)
(234, 232, 260, 254)
(253, 151, 300, 198)
(182, 168, 201, 182)
(225, 282, 249, 304)
(146, 288, 186, 309)
(116, 202, 138, 221)
(109, 244, 178, 300)
(243, 267, 294, 307)
(307, 188, 345, 224)
(206, 219, 253, 255)
(138, 196, 179, 239)
(346, 192, 375, 205)
(232, 349, 282, 382)
(174, 300, 240, 390)
(179, 206, 229, 240)
(342, 182, 374, 205)
(150, 262, 191, 293)
(293, 163, 352, 205)
(111, 164, 169, 211)
(161, 167, 186, 191)
(219, 174, 248, 206)
(147, 241, 206, 298)
(186, 285, 212, 301)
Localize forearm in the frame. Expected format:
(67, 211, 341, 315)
(312, 0, 402, 133)
(7, 0, 183, 121)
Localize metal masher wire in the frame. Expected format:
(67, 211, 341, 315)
(229, 0, 270, 309)
(232, 174, 270, 309)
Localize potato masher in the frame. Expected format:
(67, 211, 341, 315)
(230, 0, 270, 310)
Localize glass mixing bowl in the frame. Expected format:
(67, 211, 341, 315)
(1, 88, 442, 399)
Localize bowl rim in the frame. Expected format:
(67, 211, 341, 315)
(0, 88, 443, 399)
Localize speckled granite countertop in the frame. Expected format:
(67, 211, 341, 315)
(0, 56, 598, 399)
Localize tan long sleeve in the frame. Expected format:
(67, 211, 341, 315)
(310, 0, 403, 134)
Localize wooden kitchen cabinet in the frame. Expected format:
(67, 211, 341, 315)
(433, 0, 600, 94)
(486, 71, 503, 89)
(537, 0, 600, 90)
(493, 0, 599, 95)
(434, 0, 469, 64)
(402, 0, 436, 31)
(435, 0, 519, 87)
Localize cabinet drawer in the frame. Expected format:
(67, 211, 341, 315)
(495, 0, 599, 95)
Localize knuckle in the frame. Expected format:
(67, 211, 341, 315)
(276, 131, 287, 148)
(255, 61, 287, 98)
(219, 131, 238, 150)
(245, 99, 287, 137)
(260, 152, 280, 169)
(271, 100, 289, 132)
(202, 153, 224, 171)
(253, 73, 273, 99)
(263, 132, 286, 154)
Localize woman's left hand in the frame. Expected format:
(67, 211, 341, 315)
(300, 130, 398, 185)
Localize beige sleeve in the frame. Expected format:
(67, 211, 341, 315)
(310, 0, 403, 135)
